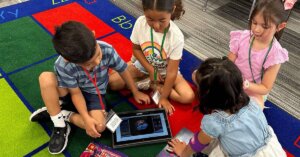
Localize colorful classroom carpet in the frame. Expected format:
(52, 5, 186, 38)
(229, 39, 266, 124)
(0, 0, 299, 156)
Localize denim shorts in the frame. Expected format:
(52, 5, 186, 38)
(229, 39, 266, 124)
(60, 91, 106, 112)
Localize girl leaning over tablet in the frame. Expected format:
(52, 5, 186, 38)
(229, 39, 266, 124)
(168, 57, 286, 157)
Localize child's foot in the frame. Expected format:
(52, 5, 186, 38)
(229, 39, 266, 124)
(30, 107, 73, 122)
(48, 123, 71, 154)
(29, 107, 50, 122)
(136, 78, 151, 90)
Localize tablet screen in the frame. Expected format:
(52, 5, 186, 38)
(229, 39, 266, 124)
(112, 108, 172, 148)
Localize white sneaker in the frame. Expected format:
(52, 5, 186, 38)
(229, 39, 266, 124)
(136, 78, 151, 90)
(29, 107, 50, 122)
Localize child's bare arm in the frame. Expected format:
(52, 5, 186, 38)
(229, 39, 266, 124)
(228, 52, 237, 62)
(69, 87, 101, 138)
(246, 64, 281, 95)
(160, 59, 179, 99)
(157, 59, 179, 114)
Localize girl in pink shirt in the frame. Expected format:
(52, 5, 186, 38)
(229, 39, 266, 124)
(228, 0, 289, 109)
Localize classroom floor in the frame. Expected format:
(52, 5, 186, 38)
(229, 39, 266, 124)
(0, 1, 299, 156)
(1, 0, 299, 120)
(0, 0, 28, 8)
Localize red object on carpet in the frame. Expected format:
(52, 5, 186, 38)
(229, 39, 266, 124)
(101, 33, 133, 62)
(285, 149, 295, 157)
(32, 2, 114, 38)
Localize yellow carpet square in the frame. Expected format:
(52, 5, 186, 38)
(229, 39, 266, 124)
(0, 79, 51, 156)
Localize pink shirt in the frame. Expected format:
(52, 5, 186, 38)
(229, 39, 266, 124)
(229, 30, 289, 83)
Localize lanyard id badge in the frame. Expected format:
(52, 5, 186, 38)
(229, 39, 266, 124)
(151, 90, 160, 105)
(151, 67, 161, 105)
(248, 36, 273, 83)
(150, 28, 167, 61)
(149, 28, 167, 105)
(83, 68, 122, 132)
(82, 68, 105, 110)
(105, 110, 122, 133)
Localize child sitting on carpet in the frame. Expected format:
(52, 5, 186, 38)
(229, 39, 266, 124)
(228, 0, 289, 109)
(169, 57, 286, 157)
(109, 0, 194, 114)
(29, 21, 149, 154)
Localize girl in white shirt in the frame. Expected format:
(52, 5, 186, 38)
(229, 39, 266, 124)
(110, 0, 194, 114)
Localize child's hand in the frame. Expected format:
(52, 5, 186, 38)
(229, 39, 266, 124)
(133, 90, 150, 104)
(84, 117, 101, 138)
(158, 98, 175, 115)
(168, 138, 187, 156)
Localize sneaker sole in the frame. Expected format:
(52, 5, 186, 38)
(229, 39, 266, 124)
(136, 78, 151, 90)
(29, 107, 48, 122)
(48, 124, 71, 155)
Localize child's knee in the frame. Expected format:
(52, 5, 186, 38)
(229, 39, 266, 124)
(192, 70, 197, 84)
(108, 73, 125, 90)
(173, 88, 195, 104)
(181, 90, 195, 103)
(109, 80, 125, 91)
(39, 72, 57, 87)
(89, 110, 107, 133)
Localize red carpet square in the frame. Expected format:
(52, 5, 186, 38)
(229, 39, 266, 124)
(285, 149, 295, 157)
(32, 2, 114, 38)
(101, 33, 133, 62)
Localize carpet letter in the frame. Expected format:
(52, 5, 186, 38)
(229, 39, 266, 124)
(52, 0, 60, 5)
(111, 15, 127, 24)
(119, 20, 132, 29)
(7, 9, 18, 19)
(111, 15, 132, 30)
(0, 11, 4, 20)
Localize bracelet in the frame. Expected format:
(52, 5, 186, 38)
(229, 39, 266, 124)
(243, 80, 250, 89)
(188, 131, 208, 152)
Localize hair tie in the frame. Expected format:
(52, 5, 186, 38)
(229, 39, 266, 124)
(188, 131, 208, 152)
(283, 0, 297, 10)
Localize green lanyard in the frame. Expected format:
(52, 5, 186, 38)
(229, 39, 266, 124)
(150, 28, 167, 61)
(248, 37, 274, 83)
(153, 67, 158, 87)
(150, 28, 167, 82)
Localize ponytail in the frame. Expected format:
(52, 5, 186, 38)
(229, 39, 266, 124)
(171, 0, 185, 20)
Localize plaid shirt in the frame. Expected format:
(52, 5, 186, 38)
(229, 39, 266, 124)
(54, 40, 127, 94)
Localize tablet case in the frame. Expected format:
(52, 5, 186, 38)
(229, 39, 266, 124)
(112, 108, 172, 148)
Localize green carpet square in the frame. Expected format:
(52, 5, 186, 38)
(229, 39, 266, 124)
(0, 16, 56, 73)
(9, 57, 56, 110)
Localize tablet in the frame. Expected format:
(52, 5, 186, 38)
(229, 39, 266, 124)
(112, 108, 172, 148)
